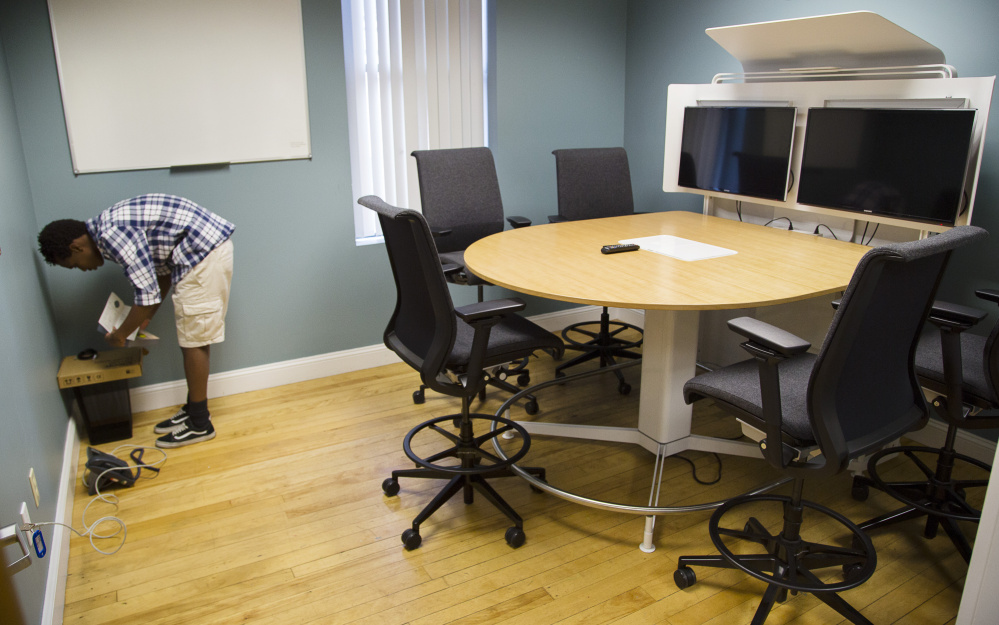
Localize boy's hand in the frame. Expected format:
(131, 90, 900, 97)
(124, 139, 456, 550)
(105, 328, 127, 348)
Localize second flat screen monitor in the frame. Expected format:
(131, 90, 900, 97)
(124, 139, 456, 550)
(678, 106, 797, 201)
(797, 107, 976, 226)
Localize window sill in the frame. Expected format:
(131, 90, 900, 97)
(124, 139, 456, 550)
(355, 234, 385, 247)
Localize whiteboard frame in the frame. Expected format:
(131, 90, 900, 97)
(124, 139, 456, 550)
(47, 0, 312, 174)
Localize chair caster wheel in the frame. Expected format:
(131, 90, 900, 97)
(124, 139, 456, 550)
(524, 400, 539, 415)
(505, 526, 526, 548)
(402, 528, 422, 550)
(618, 382, 632, 395)
(413, 390, 425, 404)
(674, 566, 697, 589)
(851, 480, 869, 501)
(517, 373, 531, 387)
(382, 478, 400, 497)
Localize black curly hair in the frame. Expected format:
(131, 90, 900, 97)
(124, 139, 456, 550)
(38, 219, 88, 265)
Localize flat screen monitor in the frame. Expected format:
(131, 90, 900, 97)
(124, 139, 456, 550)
(677, 106, 797, 201)
(797, 107, 977, 226)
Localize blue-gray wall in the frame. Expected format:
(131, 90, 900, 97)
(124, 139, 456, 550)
(0, 27, 72, 624)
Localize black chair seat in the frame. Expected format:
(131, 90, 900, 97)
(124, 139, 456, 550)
(437, 250, 488, 287)
(450, 314, 565, 372)
(915, 329, 991, 405)
(684, 353, 817, 446)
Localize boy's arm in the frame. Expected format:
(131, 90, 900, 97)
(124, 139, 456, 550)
(105, 273, 172, 347)
(106, 304, 158, 347)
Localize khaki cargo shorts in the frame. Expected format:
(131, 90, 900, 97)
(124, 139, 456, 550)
(172, 238, 234, 348)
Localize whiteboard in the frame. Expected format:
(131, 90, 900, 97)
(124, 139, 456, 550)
(48, 0, 311, 173)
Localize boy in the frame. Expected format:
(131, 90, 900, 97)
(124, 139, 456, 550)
(38, 194, 235, 448)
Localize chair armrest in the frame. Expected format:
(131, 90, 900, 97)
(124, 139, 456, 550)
(727, 317, 811, 359)
(455, 298, 526, 324)
(441, 263, 462, 278)
(548, 215, 568, 224)
(506, 216, 532, 228)
(727, 317, 806, 469)
(456, 298, 527, 383)
(975, 289, 999, 305)
(429, 227, 452, 238)
(831, 298, 841, 310)
(926, 300, 987, 331)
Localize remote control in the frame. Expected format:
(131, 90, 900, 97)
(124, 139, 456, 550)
(601, 243, 640, 254)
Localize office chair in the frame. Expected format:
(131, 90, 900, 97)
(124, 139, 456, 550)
(549, 147, 643, 395)
(358, 195, 564, 550)
(411, 147, 538, 410)
(673, 226, 987, 625)
(850, 288, 999, 563)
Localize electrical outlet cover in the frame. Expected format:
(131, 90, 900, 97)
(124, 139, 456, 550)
(19, 501, 31, 527)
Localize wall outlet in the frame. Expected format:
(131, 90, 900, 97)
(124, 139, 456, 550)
(28, 467, 40, 507)
(19, 501, 31, 528)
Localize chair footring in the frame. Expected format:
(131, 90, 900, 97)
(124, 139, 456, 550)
(854, 497, 975, 563)
(385, 411, 545, 548)
(675, 492, 876, 624)
(858, 445, 990, 524)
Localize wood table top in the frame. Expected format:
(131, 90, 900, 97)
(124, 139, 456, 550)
(464, 211, 870, 311)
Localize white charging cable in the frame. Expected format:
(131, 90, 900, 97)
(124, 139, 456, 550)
(24, 445, 167, 555)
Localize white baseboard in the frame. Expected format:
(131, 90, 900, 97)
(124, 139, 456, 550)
(129, 307, 607, 414)
(44, 419, 79, 625)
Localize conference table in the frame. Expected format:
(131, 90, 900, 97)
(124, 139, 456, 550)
(464, 210, 870, 547)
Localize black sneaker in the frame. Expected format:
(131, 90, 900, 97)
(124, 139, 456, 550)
(156, 421, 216, 448)
(154, 408, 190, 434)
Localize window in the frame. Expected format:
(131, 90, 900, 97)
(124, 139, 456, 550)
(342, 0, 487, 243)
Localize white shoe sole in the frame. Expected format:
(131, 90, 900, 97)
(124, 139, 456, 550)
(155, 430, 217, 448)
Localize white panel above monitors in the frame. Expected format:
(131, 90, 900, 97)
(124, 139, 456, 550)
(663, 77, 995, 233)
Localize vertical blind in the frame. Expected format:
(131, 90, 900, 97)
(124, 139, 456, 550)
(342, 0, 486, 240)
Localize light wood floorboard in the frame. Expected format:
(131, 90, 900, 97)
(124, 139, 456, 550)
(63, 341, 979, 624)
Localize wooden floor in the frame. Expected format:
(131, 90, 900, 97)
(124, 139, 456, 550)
(62, 348, 980, 624)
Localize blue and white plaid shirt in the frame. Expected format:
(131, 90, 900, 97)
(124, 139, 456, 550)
(86, 194, 235, 306)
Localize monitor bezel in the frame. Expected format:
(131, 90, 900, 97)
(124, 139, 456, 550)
(676, 105, 798, 203)
(796, 106, 978, 227)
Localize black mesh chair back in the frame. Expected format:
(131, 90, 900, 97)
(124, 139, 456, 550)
(411, 147, 505, 254)
(553, 147, 635, 220)
(368, 196, 458, 398)
(806, 234, 969, 471)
